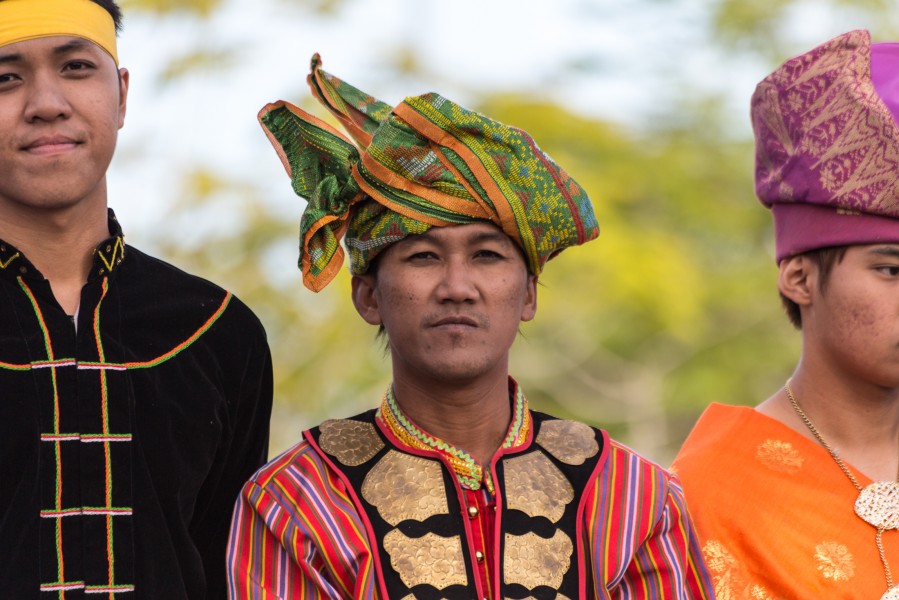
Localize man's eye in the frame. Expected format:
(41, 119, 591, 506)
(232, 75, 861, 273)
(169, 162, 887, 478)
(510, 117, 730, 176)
(408, 251, 437, 260)
(64, 61, 94, 72)
(877, 266, 899, 277)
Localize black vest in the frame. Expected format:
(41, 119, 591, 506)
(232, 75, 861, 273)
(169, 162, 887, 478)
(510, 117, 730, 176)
(306, 409, 608, 599)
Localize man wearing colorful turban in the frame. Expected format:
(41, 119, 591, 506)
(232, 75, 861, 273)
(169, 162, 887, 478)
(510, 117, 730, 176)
(673, 30, 899, 599)
(0, 1, 273, 597)
(228, 55, 714, 599)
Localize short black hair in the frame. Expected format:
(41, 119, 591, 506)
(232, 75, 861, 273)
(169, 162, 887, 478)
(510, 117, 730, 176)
(91, 0, 124, 33)
(779, 246, 848, 329)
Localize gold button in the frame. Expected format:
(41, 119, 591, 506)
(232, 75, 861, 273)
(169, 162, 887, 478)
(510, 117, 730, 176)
(475, 550, 484, 563)
(105, 244, 112, 252)
(468, 505, 478, 518)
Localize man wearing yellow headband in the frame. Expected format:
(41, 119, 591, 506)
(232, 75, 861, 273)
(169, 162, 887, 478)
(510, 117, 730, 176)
(0, 1, 273, 598)
(226, 55, 714, 599)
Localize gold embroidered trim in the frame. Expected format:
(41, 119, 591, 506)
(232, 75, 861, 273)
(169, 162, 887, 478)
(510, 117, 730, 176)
(503, 530, 572, 589)
(383, 530, 467, 590)
(318, 419, 384, 466)
(361, 450, 449, 525)
(503, 451, 573, 523)
(0, 252, 21, 269)
(536, 420, 598, 465)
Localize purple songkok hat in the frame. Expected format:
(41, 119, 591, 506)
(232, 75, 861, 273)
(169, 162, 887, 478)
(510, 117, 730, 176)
(751, 30, 899, 262)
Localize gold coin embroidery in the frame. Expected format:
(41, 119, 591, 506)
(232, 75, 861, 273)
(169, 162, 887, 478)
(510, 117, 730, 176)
(536, 420, 598, 465)
(361, 450, 449, 525)
(504, 451, 573, 523)
(383, 530, 467, 590)
(503, 530, 572, 589)
(318, 419, 384, 466)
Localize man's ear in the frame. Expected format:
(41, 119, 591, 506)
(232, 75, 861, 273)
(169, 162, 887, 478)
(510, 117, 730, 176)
(778, 255, 814, 307)
(351, 275, 382, 325)
(520, 275, 538, 322)
(117, 68, 129, 129)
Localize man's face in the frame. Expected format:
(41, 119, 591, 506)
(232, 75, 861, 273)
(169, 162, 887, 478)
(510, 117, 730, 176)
(352, 222, 538, 387)
(0, 35, 127, 214)
(804, 244, 899, 388)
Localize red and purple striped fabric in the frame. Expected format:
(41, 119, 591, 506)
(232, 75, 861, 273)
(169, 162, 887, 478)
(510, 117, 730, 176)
(227, 421, 713, 599)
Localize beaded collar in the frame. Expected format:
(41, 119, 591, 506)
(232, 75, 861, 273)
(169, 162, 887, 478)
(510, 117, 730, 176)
(377, 379, 530, 493)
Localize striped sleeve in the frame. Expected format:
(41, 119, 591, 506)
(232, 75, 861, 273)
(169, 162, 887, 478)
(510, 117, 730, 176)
(226, 441, 379, 599)
(584, 441, 715, 599)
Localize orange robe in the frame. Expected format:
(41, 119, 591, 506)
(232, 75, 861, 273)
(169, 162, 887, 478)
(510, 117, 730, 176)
(672, 403, 899, 599)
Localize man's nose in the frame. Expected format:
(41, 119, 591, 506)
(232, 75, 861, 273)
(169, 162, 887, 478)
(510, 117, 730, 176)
(435, 258, 479, 303)
(24, 75, 72, 123)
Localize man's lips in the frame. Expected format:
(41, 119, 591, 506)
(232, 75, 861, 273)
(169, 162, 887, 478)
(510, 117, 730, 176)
(428, 315, 484, 328)
(22, 136, 81, 155)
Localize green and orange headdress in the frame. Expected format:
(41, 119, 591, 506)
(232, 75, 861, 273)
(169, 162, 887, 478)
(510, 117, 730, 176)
(260, 54, 599, 291)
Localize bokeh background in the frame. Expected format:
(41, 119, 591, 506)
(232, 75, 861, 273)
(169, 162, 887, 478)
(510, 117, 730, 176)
(108, 0, 899, 464)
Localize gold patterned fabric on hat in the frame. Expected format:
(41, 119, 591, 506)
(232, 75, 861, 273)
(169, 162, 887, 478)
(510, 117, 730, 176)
(751, 29, 899, 260)
(753, 30, 899, 216)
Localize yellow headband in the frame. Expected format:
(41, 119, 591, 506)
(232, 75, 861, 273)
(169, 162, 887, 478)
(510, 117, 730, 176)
(0, 0, 118, 65)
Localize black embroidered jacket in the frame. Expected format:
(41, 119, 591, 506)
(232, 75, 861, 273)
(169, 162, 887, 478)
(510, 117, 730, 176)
(0, 212, 273, 599)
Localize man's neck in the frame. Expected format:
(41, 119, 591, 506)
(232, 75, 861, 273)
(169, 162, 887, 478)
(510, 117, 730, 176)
(757, 360, 899, 482)
(0, 202, 110, 315)
(391, 373, 513, 467)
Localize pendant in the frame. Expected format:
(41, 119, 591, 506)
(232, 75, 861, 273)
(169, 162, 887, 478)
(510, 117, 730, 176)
(882, 585, 899, 600)
(855, 481, 899, 530)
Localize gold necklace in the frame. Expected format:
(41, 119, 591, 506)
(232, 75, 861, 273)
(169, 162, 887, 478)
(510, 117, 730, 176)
(785, 380, 899, 600)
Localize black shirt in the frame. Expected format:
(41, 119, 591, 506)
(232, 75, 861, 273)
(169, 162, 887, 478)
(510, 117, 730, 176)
(0, 212, 273, 599)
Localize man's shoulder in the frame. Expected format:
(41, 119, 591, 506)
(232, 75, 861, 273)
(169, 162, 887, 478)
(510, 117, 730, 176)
(246, 438, 332, 495)
(529, 413, 675, 492)
(120, 245, 266, 336)
(673, 403, 767, 471)
(672, 403, 787, 506)
(601, 437, 680, 497)
(122, 245, 227, 296)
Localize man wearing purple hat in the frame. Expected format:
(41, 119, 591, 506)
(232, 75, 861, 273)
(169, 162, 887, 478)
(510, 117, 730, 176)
(673, 30, 899, 599)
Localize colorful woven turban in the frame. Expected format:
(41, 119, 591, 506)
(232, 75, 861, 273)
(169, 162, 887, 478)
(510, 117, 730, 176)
(259, 54, 599, 291)
(751, 29, 899, 262)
